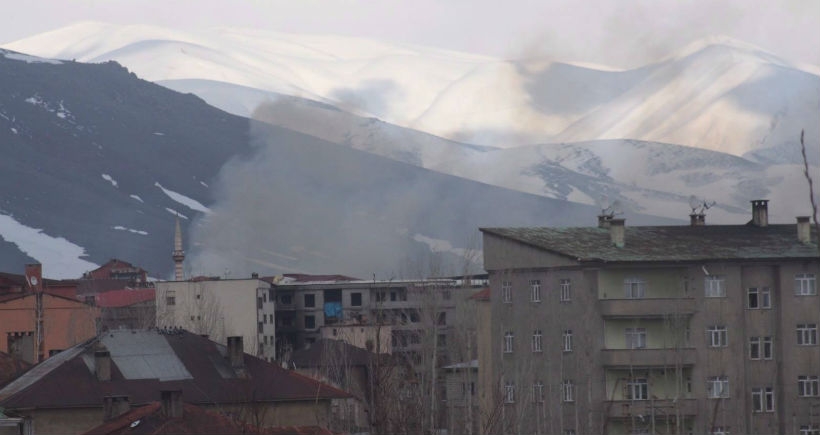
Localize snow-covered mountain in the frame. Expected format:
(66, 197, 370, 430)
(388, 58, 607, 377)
(5, 23, 819, 163)
(0, 48, 676, 279)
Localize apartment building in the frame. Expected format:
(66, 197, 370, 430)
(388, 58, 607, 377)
(480, 201, 818, 435)
(267, 275, 476, 360)
(155, 276, 276, 361)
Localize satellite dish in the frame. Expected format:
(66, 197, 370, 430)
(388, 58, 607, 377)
(688, 195, 700, 212)
(29, 276, 38, 286)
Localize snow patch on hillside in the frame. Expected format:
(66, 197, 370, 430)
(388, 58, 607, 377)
(2, 50, 61, 64)
(112, 226, 148, 235)
(155, 182, 211, 214)
(101, 174, 118, 187)
(0, 213, 97, 278)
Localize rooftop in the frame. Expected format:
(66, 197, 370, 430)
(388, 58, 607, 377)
(481, 223, 818, 263)
(94, 288, 155, 308)
(0, 329, 349, 410)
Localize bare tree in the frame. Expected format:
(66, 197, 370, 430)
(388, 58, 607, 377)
(801, 129, 819, 253)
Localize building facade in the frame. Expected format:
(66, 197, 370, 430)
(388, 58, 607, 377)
(480, 201, 819, 435)
(155, 277, 276, 361)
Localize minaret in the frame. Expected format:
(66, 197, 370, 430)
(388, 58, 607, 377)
(172, 215, 185, 281)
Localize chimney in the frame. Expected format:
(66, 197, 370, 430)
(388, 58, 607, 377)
(24, 263, 43, 293)
(751, 200, 769, 227)
(598, 215, 612, 228)
(609, 219, 625, 248)
(689, 213, 705, 226)
(95, 350, 111, 381)
(227, 336, 244, 369)
(160, 390, 183, 418)
(797, 216, 811, 243)
(103, 395, 130, 421)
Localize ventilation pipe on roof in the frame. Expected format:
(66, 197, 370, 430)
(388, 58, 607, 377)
(227, 336, 244, 369)
(103, 395, 130, 421)
(751, 200, 769, 227)
(160, 390, 183, 418)
(689, 213, 705, 226)
(95, 350, 111, 381)
(797, 216, 811, 243)
(610, 219, 625, 248)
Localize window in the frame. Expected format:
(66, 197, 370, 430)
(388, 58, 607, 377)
(564, 431, 576, 435)
(257, 297, 263, 309)
(305, 315, 315, 329)
(624, 278, 645, 299)
(796, 273, 817, 296)
(561, 380, 575, 402)
(166, 290, 176, 306)
(504, 331, 514, 353)
(280, 294, 292, 305)
(799, 375, 820, 397)
(375, 291, 385, 302)
(304, 294, 315, 308)
(502, 281, 512, 304)
(532, 330, 543, 352)
(257, 322, 263, 333)
(442, 290, 451, 300)
(563, 329, 573, 352)
(751, 387, 774, 412)
(707, 376, 729, 398)
(749, 336, 773, 360)
(798, 324, 818, 345)
(530, 280, 541, 302)
(350, 292, 362, 307)
(705, 275, 726, 298)
(504, 382, 515, 403)
(461, 382, 475, 397)
(707, 326, 728, 347)
(625, 328, 646, 349)
(560, 279, 571, 302)
(437, 312, 447, 326)
(627, 378, 648, 400)
(532, 382, 544, 403)
(747, 287, 771, 309)
(801, 425, 820, 435)
(711, 427, 730, 435)
(390, 291, 397, 302)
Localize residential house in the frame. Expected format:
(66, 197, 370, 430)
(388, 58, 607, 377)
(0, 264, 98, 363)
(480, 200, 819, 435)
(0, 329, 350, 435)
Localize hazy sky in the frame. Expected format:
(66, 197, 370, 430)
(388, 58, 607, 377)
(3, 0, 819, 67)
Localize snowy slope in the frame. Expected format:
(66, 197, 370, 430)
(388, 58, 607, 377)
(6, 23, 819, 161)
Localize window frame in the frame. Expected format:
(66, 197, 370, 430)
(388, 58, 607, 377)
(530, 279, 542, 302)
(752, 386, 774, 412)
(799, 375, 820, 397)
(798, 324, 818, 346)
(625, 327, 647, 349)
(560, 278, 571, 302)
(707, 326, 728, 348)
(705, 275, 726, 298)
(624, 278, 646, 299)
(796, 273, 817, 296)
(707, 376, 729, 398)
(561, 379, 575, 402)
(627, 378, 649, 401)
(504, 382, 515, 404)
(563, 329, 573, 352)
(502, 281, 512, 304)
(503, 331, 514, 353)
(532, 381, 545, 403)
(532, 329, 543, 352)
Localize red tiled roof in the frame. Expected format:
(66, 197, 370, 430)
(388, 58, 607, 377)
(469, 288, 490, 301)
(95, 289, 156, 308)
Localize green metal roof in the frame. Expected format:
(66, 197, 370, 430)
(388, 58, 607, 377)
(481, 224, 819, 263)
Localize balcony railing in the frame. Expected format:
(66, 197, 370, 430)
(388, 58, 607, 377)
(605, 398, 697, 418)
(599, 298, 696, 318)
(601, 348, 696, 367)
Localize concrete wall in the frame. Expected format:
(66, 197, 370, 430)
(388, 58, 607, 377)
(155, 279, 275, 360)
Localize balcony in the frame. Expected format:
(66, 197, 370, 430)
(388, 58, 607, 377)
(605, 398, 697, 418)
(601, 348, 696, 367)
(599, 298, 696, 318)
